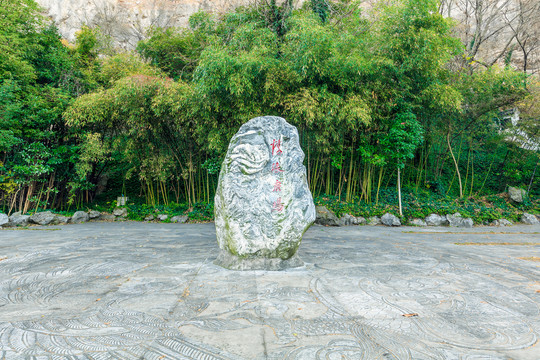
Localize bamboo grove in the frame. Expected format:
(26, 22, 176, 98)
(1, 0, 538, 213)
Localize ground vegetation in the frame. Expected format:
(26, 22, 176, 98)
(1, 0, 538, 220)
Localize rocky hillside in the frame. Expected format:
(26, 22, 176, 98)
(37, 0, 538, 74)
(36, 0, 253, 48)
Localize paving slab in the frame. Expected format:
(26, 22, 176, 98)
(0, 223, 539, 359)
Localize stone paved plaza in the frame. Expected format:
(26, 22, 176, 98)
(0, 222, 539, 359)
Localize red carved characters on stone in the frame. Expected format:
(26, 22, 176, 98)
(272, 197, 284, 212)
(271, 161, 283, 174)
(273, 179, 282, 192)
(271, 138, 283, 156)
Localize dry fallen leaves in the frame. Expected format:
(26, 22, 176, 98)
(402, 313, 419, 317)
(518, 257, 540, 262)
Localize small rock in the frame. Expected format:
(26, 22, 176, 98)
(88, 210, 101, 219)
(508, 186, 527, 203)
(8, 212, 30, 226)
(338, 214, 359, 226)
(53, 215, 70, 224)
(170, 215, 188, 223)
(497, 219, 513, 226)
(521, 213, 539, 225)
(157, 214, 168, 221)
(100, 214, 116, 221)
(410, 218, 427, 226)
(71, 211, 89, 224)
(381, 213, 401, 226)
(144, 214, 155, 221)
(446, 213, 474, 228)
(425, 214, 448, 226)
(368, 216, 381, 225)
(113, 208, 128, 217)
(356, 216, 367, 225)
(29, 211, 56, 225)
(315, 206, 340, 226)
(0, 213, 9, 226)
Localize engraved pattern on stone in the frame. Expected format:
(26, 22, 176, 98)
(0, 223, 538, 359)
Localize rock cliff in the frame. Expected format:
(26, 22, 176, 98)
(36, 0, 252, 48)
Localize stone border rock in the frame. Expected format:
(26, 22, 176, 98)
(2, 209, 538, 228)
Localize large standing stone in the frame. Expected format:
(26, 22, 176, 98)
(214, 116, 316, 270)
(508, 187, 527, 203)
(29, 211, 56, 225)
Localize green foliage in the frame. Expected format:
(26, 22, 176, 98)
(2, 0, 537, 215)
(315, 188, 536, 224)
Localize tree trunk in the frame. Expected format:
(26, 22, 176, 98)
(527, 160, 538, 194)
(447, 132, 463, 198)
(397, 167, 402, 217)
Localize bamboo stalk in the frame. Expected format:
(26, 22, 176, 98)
(376, 166, 384, 206)
(397, 167, 402, 216)
(447, 132, 463, 198)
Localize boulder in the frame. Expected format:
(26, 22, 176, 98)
(214, 116, 316, 270)
(425, 214, 449, 226)
(521, 213, 539, 225)
(113, 208, 128, 217)
(355, 216, 367, 225)
(170, 215, 188, 223)
(368, 216, 382, 225)
(144, 214, 155, 221)
(53, 215, 70, 224)
(508, 187, 527, 203)
(446, 213, 474, 228)
(29, 211, 56, 225)
(410, 218, 427, 226)
(157, 214, 168, 221)
(491, 219, 513, 227)
(338, 214, 362, 226)
(88, 210, 101, 219)
(71, 211, 89, 224)
(381, 213, 401, 226)
(8, 212, 30, 226)
(315, 206, 340, 226)
(0, 213, 9, 226)
(101, 214, 116, 221)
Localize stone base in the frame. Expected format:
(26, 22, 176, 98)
(214, 250, 304, 271)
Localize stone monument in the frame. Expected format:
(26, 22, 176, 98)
(214, 116, 316, 270)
